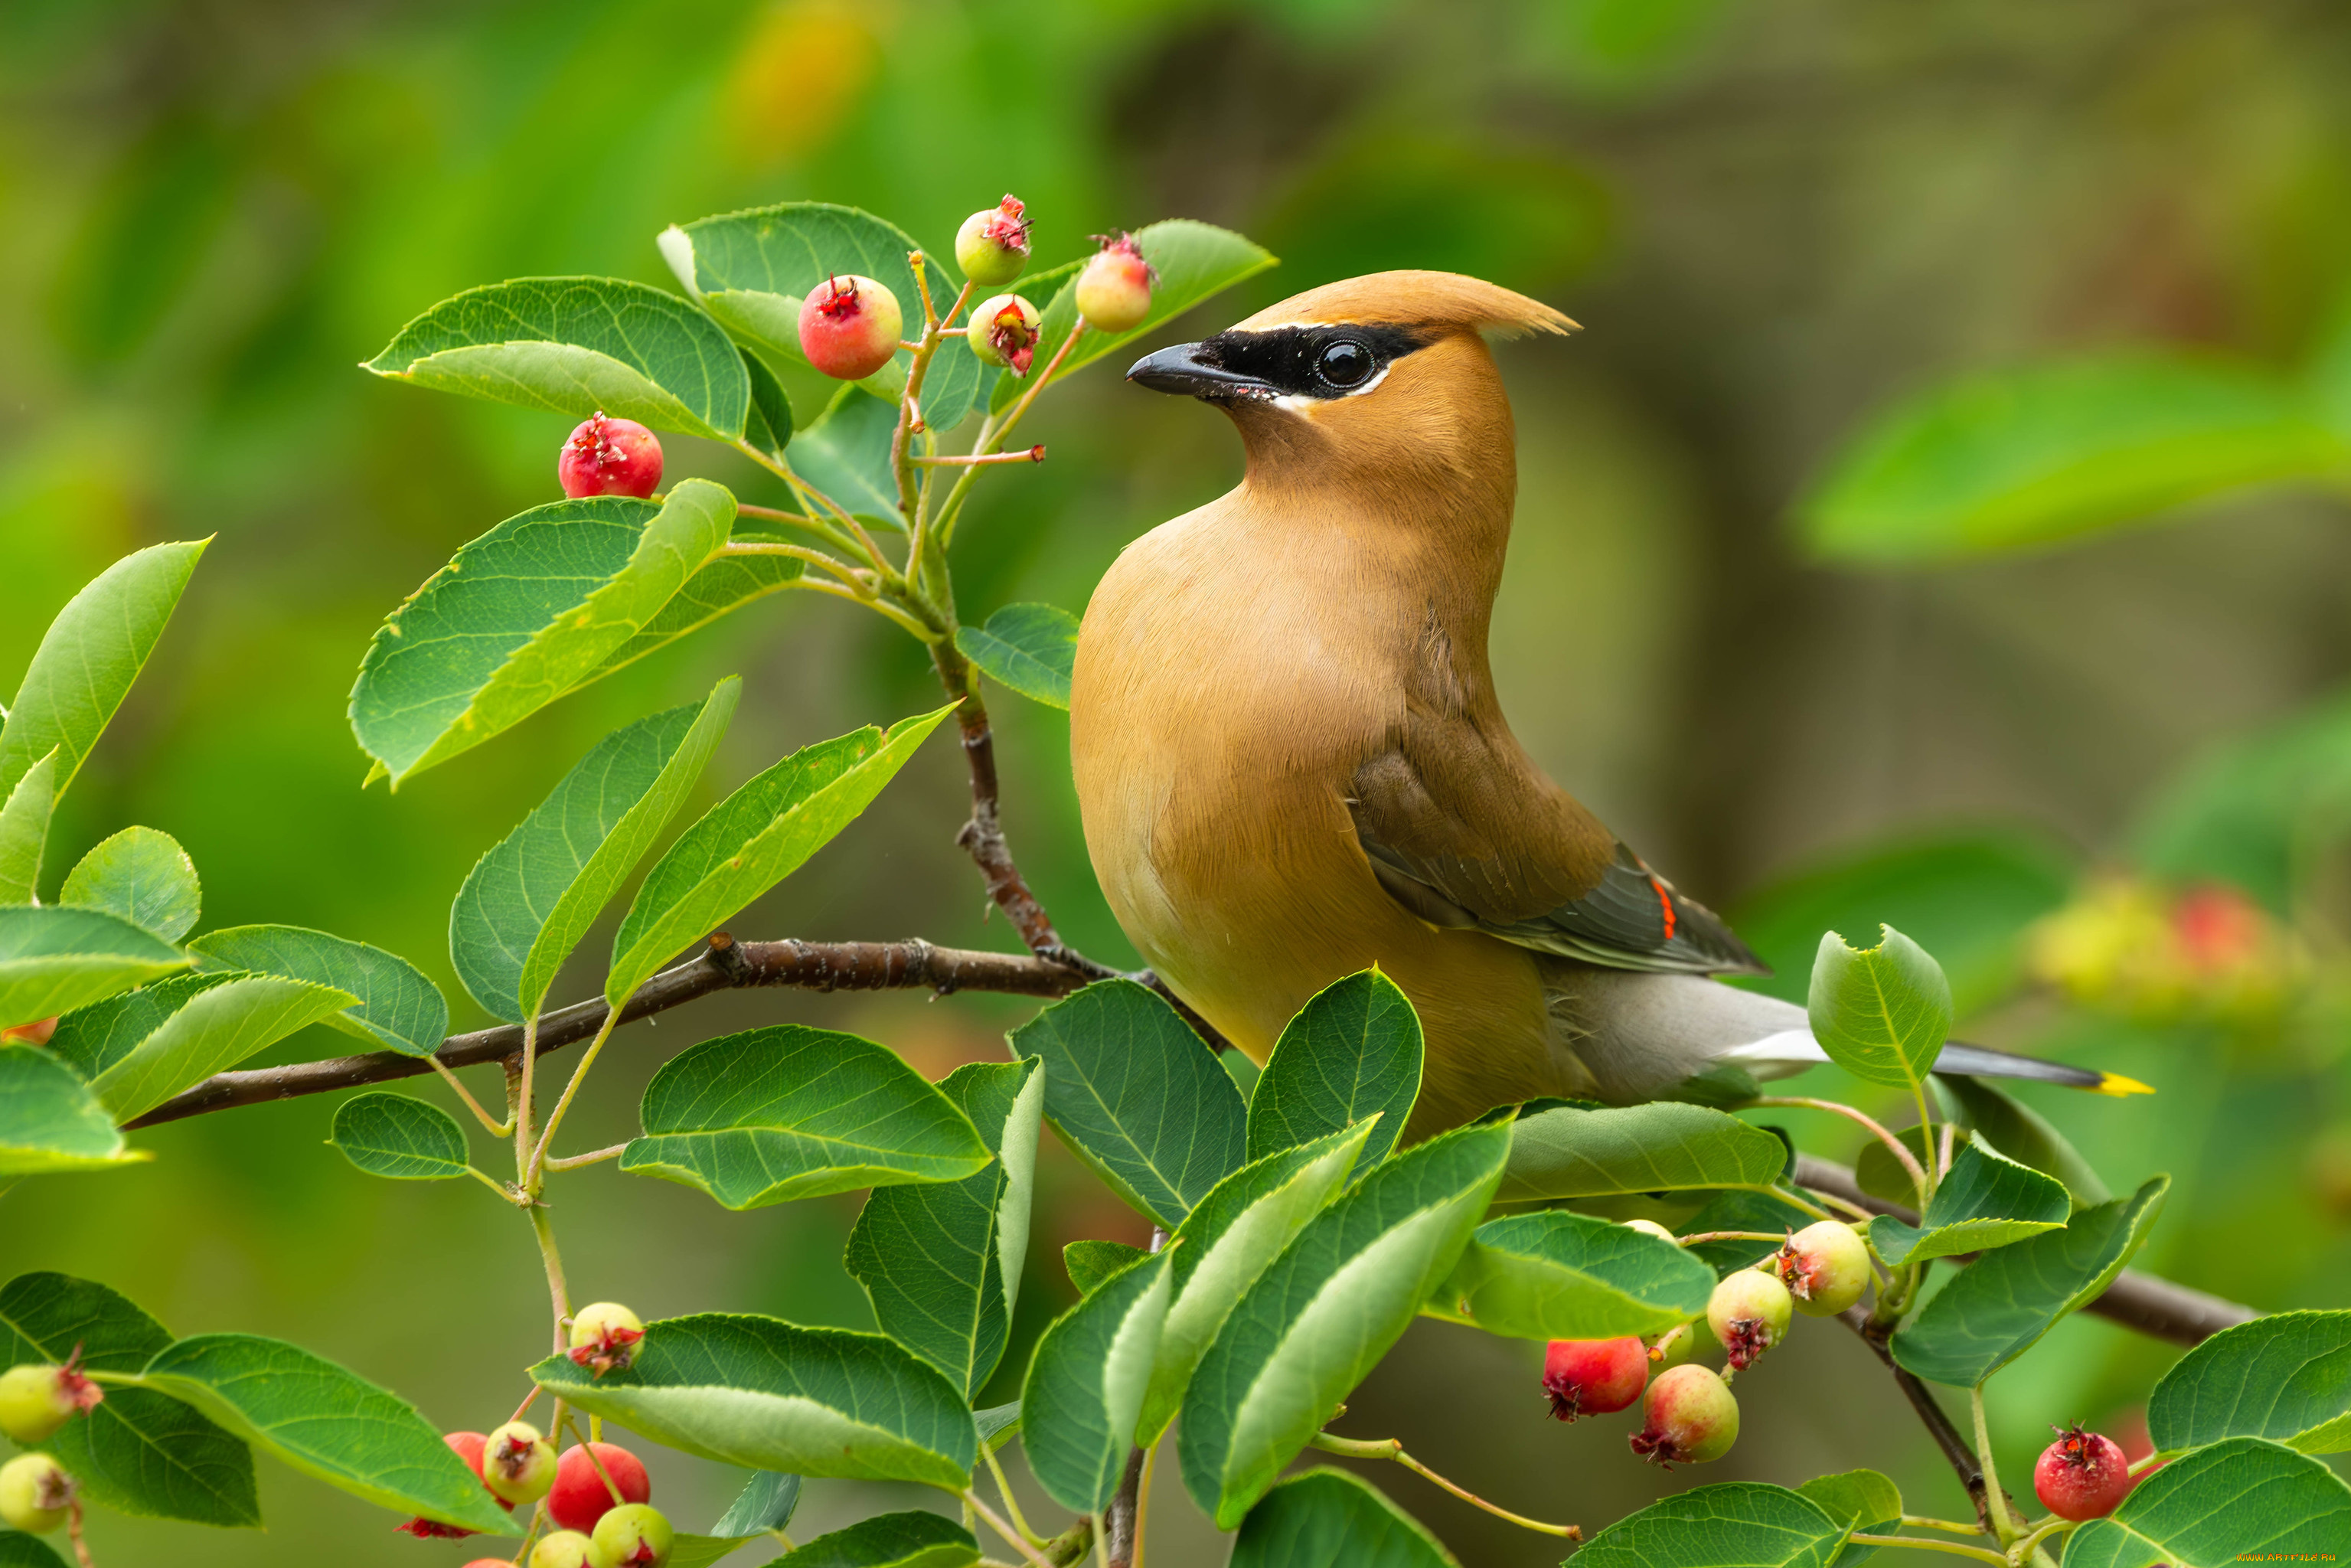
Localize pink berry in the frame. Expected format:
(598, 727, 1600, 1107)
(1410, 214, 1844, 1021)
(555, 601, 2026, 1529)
(967, 293, 1043, 376)
(1775, 1222, 1873, 1317)
(559, 413, 663, 499)
(1073, 233, 1154, 333)
(549, 1441, 651, 1534)
(798, 274, 903, 381)
(0, 1017, 58, 1045)
(1629, 1364, 1739, 1467)
(955, 194, 1032, 286)
(1541, 1337, 1648, 1421)
(482, 1420, 557, 1505)
(1707, 1269, 1794, 1370)
(2033, 1425, 2133, 1521)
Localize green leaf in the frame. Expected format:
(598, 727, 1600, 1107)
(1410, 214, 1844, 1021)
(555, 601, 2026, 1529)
(768, 1511, 978, 1568)
(1138, 1123, 1375, 1445)
(1178, 1121, 1509, 1527)
(974, 1400, 1021, 1452)
(47, 971, 357, 1125)
(350, 482, 738, 786)
(1020, 1249, 1175, 1512)
(622, 1024, 989, 1210)
(1574, 1483, 1847, 1568)
(363, 277, 749, 440)
(1853, 1123, 1942, 1208)
(0, 753, 58, 906)
(1937, 1075, 2111, 1208)
(0, 1044, 148, 1174)
(0, 906, 186, 1035)
(607, 705, 952, 1008)
(1497, 1100, 1789, 1203)
(954, 604, 1079, 711)
(668, 1535, 764, 1568)
(1889, 1175, 2168, 1387)
(2061, 1437, 2351, 1568)
(1065, 1240, 1149, 1297)
(991, 221, 1278, 413)
(710, 1469, 802, 1537)
(1677, 1190, 1821, 1276)
(138, 1332, 514, 1534)
(1248, 969, 1422, 1167)
(742, 348, 795, 459)
(329, 1093, 471, 1181)
(2145, 1310, 2351, 1456)
(1807, 926, 1951, 1093)
(58, 828, 200, 942)
(578, 535, 805, 687)
(1009, 979, 1249, 1230)
(0, 1534, 67, 1566)
(1229, 1468, 1459, 1568)
(1866, 1140, 2069, 1266)
(845, 1059, 1043, 1397)
(0, 1271, 256, 1526)
(789, 386, 903, 528)
(1794, 1470, 1903, 1568)
(185, 926, 449, 1058)
(0, 541, 206, 808)
(1423, 1210, 1716, 1340)
(449, 681, 739, 1023)
(529, 1312, 978, 1490)
(1798, 354, 2351, 563)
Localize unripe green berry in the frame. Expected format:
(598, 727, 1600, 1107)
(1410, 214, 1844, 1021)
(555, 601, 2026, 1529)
(1630, 1364, 1739, 1466)
(482, 1420, 557, 1505)
(1621, 1219, 1678, 1243)
(568, 1302, 646, 1377)
(0, 1359, 101, 1444)
(1775, 1221, 1873, 1317)
(1707, 1268, 1794, 1369)
(967, 294, 1043, 376)
(0, 1453, 74, 1534)
(593, 1501, 674, 1567)
(955, 194, 1031, 286)
(798, 275, 903, 381)
(531, 1530, 619, 1568)
(1074, 233, 1154, 334)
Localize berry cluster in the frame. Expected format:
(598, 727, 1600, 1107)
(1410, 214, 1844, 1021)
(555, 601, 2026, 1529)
(0, 1355, 97, 1539)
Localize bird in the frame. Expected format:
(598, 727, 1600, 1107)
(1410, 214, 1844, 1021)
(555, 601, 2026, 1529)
(1067, 270, 2144, 1138)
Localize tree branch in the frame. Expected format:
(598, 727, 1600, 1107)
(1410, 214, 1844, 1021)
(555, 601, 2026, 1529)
(1793, 1155, 2255, 1347)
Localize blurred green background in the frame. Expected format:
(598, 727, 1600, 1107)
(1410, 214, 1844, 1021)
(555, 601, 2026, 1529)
(5, 0, 2350, 1561)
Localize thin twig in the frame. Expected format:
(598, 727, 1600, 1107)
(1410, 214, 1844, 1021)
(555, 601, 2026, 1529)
(1309, 1432, 1579, 1540)
(1972, 1387, 2020, 1545)
(913, 446, 1045, 466)
(1905, 1516, 1991, 1537)
(1753, 1096, 1930, 1200)
(544, 1143, 629, 1172)
(983, 1444, 1043, 1546)
(1836, 1305, 1995, 1530)
(428, 1054, 514, 1135)
(1847, 1534, 2010, 1565)
(965, 1491, 1055, 1568)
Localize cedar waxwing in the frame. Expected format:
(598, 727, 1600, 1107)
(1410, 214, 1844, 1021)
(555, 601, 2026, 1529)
(1070, 270, 2143, 1138)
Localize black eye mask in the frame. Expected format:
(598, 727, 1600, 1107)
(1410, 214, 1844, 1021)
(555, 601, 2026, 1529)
(1126, 324, 1432, 403)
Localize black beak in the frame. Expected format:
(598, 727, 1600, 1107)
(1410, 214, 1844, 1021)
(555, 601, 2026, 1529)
(1126, 341, 1273, 400)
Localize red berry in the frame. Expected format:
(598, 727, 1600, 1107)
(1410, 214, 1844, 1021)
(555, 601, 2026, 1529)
(2033, 1425, 2133, 1521)
(1629, 1364, 1739, 1467)
(559, 413, 664, 499)
(1074, 233, 1154, 333)
(0, 1018, 57, 1045)
(1541, 1337, 1648, 1421)
(956, 194, 1033, 286)
(967, 294, 1043, 376)
(549, 1441, 651, 1534)
(798, 274, 903, 381)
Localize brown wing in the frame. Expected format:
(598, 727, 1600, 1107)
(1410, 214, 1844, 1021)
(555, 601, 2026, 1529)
(1347, 706, 1766, 978)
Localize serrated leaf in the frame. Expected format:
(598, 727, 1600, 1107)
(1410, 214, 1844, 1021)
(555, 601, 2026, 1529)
(330, 1093, 470, 1181)
(622, 1024, 989, 1210)
(0, 1534, 67, 1566)
(2145, 1310, 2351, 1456)
(1178, 1121, 1509, 1527)
(1795, 1470, 1903, 1568)
(845, 1059, 1043, 1397)
(0, 541, 206, 809)
(0, 753, 58, 906)
(529, 1313, 978, 1490)
(1867, 1140, 2069, 1266)
(1010, 979, 1249, 1230)
(1065, 1240, 1148, 1297)
(0, 908, 189, 1037)
(1248, 969, 1422, 1167)
(578, 534, 804, 688)
(711, 1469, 802, 1538)
(0, 1272, 256, 1527)
(138, 1332, 514, 1533)
(1677, 1190, 1822, 1276)
(47, 970, 357, 1125)
(1938, 1074, 2111, 1208)
(0, 1044, 148, 1174)
(1021, 1249, 1175, 1512)
(991, 221, 1277, 413)
(1229, 1468, 1458, 1567)
(1498, 1100, 1789, 1203)
(58, 827, 200, 942)
(954, 604, 1079, 711)
(449, 681, 738, 1023)
(1890, 1176, 2168, 1387)
(2061, 1437, 2351, 1568)
(607, 705, 952, 1006)
(1807, 926, 1951, 1093)
(789, 386, 903, 528)
(975, 1400, 1021, 1452)
(1575, 1483, 1847, 1568)
(1137, 1123, 1373, 1445)
(364, 277, 749, 439)
(742, 348, 795, 459)
(1423, 1210, 1716, 1340)
(769, 1511, 978, 1568)
(1798, 354, 2351, 564)
(350, 482, 737, 786)
(186, 925, 447, 1057)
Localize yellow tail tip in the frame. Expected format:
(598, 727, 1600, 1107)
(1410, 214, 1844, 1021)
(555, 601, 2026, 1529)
(2095, 1072, 2155, 1097)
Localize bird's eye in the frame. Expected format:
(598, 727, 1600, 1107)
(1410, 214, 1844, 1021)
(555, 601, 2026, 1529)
(1315, 339, 1373, 388)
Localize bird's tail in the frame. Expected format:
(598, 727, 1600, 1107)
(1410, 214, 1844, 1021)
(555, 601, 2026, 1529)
(1717, 1029, 2151, 1096)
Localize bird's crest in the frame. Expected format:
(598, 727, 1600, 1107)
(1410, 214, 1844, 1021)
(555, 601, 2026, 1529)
(1236, 270, 1579, 341)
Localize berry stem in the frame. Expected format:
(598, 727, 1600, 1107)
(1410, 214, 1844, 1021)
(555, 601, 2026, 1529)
(1846, 1534, 2010, 1565)
(527, 1201, 572, 1355)
(717, 539, 877, 596)
(981, 1444, 1043, 1544)
(2006, 1517, 2080, 1563)
(67, 1498, 93, 1568)
(913, 446, 1044, 466)
(1677, 1230, 1795, 1245)
(1308, 1432, 1579, 1540)
(1735, 1183, 1838, 1223)
(561, 1415, 628, 1505)
(963, 1490, 1056, 1568)
(932, 322, 1088, 551)
(1971, 1387, 2021, 1546)
(1751, 1097, 1931, 1207)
